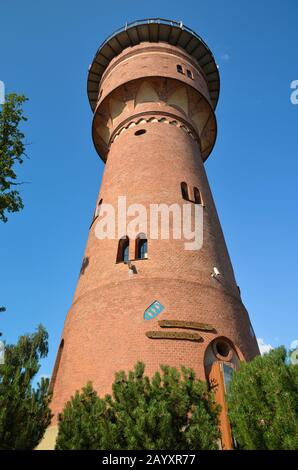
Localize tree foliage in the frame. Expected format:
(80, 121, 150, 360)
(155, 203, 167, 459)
(227, 347, 298, 450)
(0, 93, 28, 223)
(56, 362, 220, 450)
(0, 325, 52, 449)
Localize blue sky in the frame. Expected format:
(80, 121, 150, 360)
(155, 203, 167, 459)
(0, 0, 297, 379)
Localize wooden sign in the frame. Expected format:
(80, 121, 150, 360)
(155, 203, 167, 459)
(146, 331, 202, 342)
(158, 319, 215, 332)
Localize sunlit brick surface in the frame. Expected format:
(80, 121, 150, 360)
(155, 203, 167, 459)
(50, 33, 259, 424)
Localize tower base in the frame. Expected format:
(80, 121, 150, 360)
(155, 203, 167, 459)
(35, 426, 58, 450)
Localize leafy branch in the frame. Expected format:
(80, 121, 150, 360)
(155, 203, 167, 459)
(0, 94, 28, 223)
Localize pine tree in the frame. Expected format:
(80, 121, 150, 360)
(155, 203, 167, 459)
(55, 382, 117, 450)
(56, 362, 220, 450)
(0, 325, 52, 449)
(227, 347, 298, 450)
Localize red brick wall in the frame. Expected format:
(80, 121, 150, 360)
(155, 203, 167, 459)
(50, 42, 259, 423)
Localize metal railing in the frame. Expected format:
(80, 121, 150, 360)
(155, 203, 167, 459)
(92, 18, 212, 60)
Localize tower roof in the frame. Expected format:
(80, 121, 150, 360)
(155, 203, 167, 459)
(87, 19, 220, 112)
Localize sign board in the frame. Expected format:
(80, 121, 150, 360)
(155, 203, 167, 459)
(144, 301, 165, 320)
(146, 331, 202, 341)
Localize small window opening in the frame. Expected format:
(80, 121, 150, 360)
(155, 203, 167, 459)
(117, 236, 129, 263)
(186, 69, 193, 79)
(177, 64, 183, 74)
(135, 129, 146, 136)
(90, 198, 103, 228)
(80, 256, 89, 276)
(194, 187, 202, 205)
(181, 182, 189, 201)
(95, 198, 103, 217)
(135, 234, 148, 260)
(215, 341, 231, 358)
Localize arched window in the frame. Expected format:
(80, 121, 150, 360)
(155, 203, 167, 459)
(117, 236, 129, 263)
(177, 64, 183, 74)
(135, 233, 148, 260)
(181, 182, 189, 201)
(186, 69, 193, 79)
(194, 187, 203, 205)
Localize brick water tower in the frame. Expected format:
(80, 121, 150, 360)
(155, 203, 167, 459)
(46, 19, 259, 449)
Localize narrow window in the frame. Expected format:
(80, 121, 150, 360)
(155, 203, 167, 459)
(181, 182, 189, 201)
(117, 236, 129, 263)
(194, 187, 203, 205)
(177, 64, 183, 74)
(123, 242, 129, 262)
(135, 233, 148, 260)
(135, 129, 146, 136)
(90, 198, 102, 228)
(80, 256, 89, 276)
(95, 198, 103, 217)
(186, 69, 193, 79)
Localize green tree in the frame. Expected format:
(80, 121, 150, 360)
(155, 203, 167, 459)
(227, 347, 298, 450)
(56, 362, 220, 450)
(0, 325, 52, 450)
(0, 93, 28, 223)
